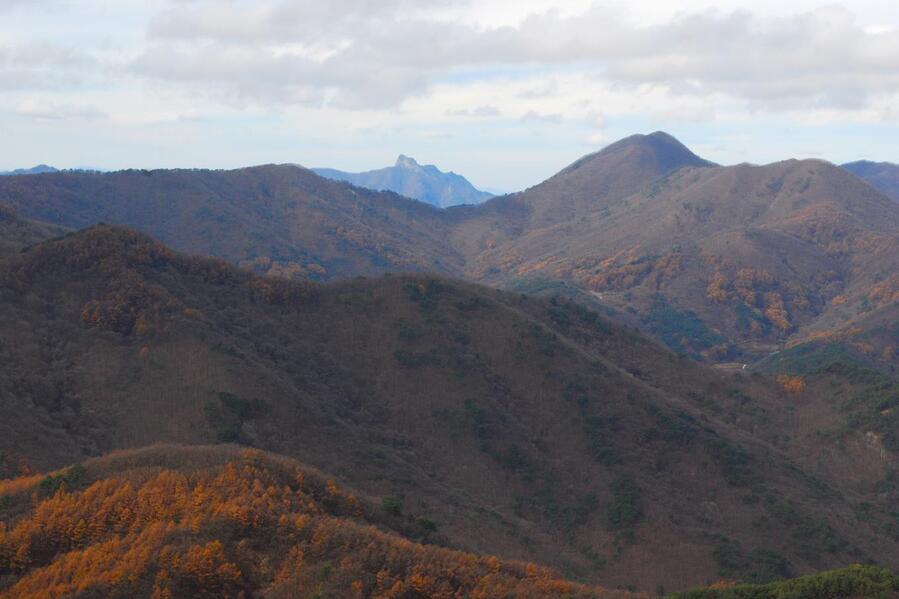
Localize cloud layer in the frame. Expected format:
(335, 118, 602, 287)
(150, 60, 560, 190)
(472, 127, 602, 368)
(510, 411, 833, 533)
(129, 1, 899, 113)
(1, 1, 898, 188)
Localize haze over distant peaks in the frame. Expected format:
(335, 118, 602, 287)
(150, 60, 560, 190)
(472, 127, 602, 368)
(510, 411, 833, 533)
(842, 160, 899, 202)
(313, 155, 493, 208)
(0, 164, 59, 176)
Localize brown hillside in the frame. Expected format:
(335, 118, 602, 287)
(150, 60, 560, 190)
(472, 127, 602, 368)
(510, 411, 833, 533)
(1, 134, 896, 362)
(0, 165, 460, 280)
(2, 225, 899, 591)
(0, 444, 632, 599)
(0, 204, 66, 256)
(459, 151, 899, 361)
(445, 132, 715, 262)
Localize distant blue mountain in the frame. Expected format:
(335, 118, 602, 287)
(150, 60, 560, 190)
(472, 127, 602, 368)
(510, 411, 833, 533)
(314, 155, 493, 208)
(0, 164, 59, 176)
(842, 160, 899, 203)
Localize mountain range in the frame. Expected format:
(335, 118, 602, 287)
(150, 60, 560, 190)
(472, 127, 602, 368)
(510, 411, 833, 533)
(2, 132, 897, 369)
(2, 219, 899, 592)
(843, 160, 899, 203)
(0, 164, 59, 176)
(2, 132, 899, 595)
(458, 133, 899, 368)
(313, 155, 494, 208)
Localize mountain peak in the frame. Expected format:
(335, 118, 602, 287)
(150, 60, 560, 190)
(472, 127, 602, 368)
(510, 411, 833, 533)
(842, 159, 899, 202)
(605, 131, 715, 168)
(314, 156, 493, 208)
(554, 131, 715, 185)
(0, 164, 59, 176)
(645, 130, 680, 142)
(395, 154, 421, 169)
(507, 131, 719, 226)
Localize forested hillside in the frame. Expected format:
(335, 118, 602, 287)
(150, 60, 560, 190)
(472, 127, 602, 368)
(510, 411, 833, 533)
(1, 224, 899, 590)
(0, 445, 630, 599)
(3, 133, 898, 366)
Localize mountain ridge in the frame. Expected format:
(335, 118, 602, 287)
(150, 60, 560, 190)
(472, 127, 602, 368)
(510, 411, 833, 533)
(0, 164, 59, 176)
(0, 163, 461, 280)
(2, 133, 899, 368)
(2, 222, 899, 590)
(451, 141, 899, 364)
(842, 159, 899, 202)
(314, 155, 493, 208)
(0, 443, 632, 599)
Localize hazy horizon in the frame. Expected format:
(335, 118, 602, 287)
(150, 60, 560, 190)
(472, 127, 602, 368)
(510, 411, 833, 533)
(2, 0, 899, 190)
(3, 129, 894, 197)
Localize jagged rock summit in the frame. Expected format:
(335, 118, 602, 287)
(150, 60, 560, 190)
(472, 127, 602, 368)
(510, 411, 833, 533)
(314, 155, 493, 208)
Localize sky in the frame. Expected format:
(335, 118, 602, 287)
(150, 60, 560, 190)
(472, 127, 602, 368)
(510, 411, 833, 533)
(1, 0, 898, 192)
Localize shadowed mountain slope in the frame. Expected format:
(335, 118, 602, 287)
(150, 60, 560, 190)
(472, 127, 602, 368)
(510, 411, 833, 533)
(3, 226, 899, 590)
(843, 160, 899, 202)
(0, 164, 461, 280)
(0, 204, 67, 256)
(673, 565, 899, 599)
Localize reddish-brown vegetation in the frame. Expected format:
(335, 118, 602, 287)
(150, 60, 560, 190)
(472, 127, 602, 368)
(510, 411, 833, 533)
(776, 374, 806, 394)
(0, 446, 627, 599)
(2, 224, 898, 591)
(3, 133, 899, 362)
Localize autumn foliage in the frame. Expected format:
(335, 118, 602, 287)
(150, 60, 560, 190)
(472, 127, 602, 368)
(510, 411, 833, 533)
(705, 267, 795, 333)
(776, 374, 806, 394)
(0, 446, 627, 599)
(6, 225, 319, 337)
(579, 252, 683, 292)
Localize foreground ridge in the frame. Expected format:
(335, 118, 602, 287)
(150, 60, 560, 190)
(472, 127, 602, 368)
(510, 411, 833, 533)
(3, 223, 899, 591)
(2, 446, 894, 598)
(0, 445, 628, 599)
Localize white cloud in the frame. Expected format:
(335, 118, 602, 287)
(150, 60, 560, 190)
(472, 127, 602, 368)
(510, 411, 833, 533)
(0, 41, 98, 92)
(521, 110, 562, 123)
(1, 1, 899, 188)
(0, 0, 52, 13)
(115, 2, 899, 116)
(447, 105, 502, 117)
(5, 2, 899, 117)
(15, 98, 105, 120)
(581, 132, 609, 147)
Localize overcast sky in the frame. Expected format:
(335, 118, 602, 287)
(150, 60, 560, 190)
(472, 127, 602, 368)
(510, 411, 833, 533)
(2, 0, 898, 191)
